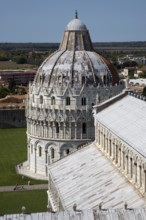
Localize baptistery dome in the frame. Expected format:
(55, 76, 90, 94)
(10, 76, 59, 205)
(34, 16, 119, 88)
(26, 14, 124, 178)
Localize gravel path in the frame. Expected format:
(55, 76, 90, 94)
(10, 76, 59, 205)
(0, 184, 48, 192)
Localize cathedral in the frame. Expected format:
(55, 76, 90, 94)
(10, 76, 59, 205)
(47, 91, 146, 211)
(25, 13, 124, 177)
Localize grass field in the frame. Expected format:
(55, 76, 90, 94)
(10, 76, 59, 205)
(0, 61, 36, 70)
(0, 128, 48, 214)
(0, 128, 46, 186)
(0, 190, 47, 215)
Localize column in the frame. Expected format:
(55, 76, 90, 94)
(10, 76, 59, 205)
(103, 134, 106, 151)
(63, 123, 66, 139)
(106, 136, 109, 154)
(75, 122, 77, 139)
(27, 143, 30, 167)
(119, 148, 121, 167)
(112, 142, 115, 161)
(52, 122, 55, 138)
(34, 147, 37, 173)
(122, 150, 125, 171)
(130, 158, 133, 179)
(139, 165, 142, 187)
(45, 150, 48, 176)
(134, 162, 137, 184)
(126, 155, 129, 175)
(69, 122, 71, 139)
(144, 170, 146, 193)
(115, 145, 118, 164)
(109, 139, 112, 157)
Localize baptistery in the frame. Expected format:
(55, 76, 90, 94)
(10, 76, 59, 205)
(26, 13, 124, 177)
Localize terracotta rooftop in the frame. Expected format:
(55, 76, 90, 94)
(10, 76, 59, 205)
(0, 94, 26, 108)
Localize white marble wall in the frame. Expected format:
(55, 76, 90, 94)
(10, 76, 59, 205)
(95, 121, 146, 195)
(25, 82, 124, 177)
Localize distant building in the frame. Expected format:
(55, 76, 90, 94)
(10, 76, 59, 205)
(120, 67, 142, 78)
(0, 95, 26, 128)
(0, 70, 36, 85)
(129, 78, 146, 86)
(118, 55, 146, 65)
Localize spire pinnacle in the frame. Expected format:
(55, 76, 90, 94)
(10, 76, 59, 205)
(75, 10, 78, 19)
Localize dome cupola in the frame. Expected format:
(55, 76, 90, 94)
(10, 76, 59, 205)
(66, 12, 87, 31)
(33, 12, 120, 88)
(25, 14, 124, 178)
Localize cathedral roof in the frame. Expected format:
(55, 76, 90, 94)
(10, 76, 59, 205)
(95, 94, 146, 158)
(3, 209, 146, 220)
(48, 143, 146, 210)
(34, 16, 119, 87)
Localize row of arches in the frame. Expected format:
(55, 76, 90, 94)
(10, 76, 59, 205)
(33, 95, 89, 106)
(31, 144, 55, 159)
(27, 120, 89, 139)
(95, 122, 146, 194)
(28, 140, 73, 176)
(29, 141, 71, 161)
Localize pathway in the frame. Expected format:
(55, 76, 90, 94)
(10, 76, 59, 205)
(0, 184, 48, 192)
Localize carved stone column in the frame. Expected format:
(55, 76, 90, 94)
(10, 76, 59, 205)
(52, 122, 55, 138)
(34, 147, 37, 173)
(122, 150, 125, 171)
(134, 162, 137, 184)
(139, 165, 142, 188)
(75, 122, 77, 139)
(144, 168, 146, 193)
(69, 122, 71, 139)
(118, 148, 121, 167)
(63, 123, 66, 139)
(126, 155, 129, 175)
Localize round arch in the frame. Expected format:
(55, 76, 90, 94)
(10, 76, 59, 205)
(60, 143, 73, 157)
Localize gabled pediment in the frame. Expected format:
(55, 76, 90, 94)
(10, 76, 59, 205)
(63, 85, 73, 97)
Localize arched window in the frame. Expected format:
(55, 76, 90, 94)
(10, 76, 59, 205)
(40, 95, 43, 104)
(81, 97, 86, 106)
(56, 122, 59, 133)
(66, 149, 70, 155)
(51, 148, 55, 159)
(82, 122, 86, 134)
(39, 146, 42, 157)
(51, 96, 55, 105)
(82, 76, 85, 85)
(66, 97, 70, 105)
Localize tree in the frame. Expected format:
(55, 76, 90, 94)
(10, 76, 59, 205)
(0, 86, 9, 98)
(123, 61, 138, 68)
(139, 72, 146, 78)
(8, 80, 16, 93)
(16, 56, 27, 64)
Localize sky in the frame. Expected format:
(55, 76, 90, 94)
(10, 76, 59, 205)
(0, 0, 146, 43)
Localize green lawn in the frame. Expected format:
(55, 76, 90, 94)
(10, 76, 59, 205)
(0, 190, 47, 215)
(0, 128, 46, 186)
(0, 61, 36, 70)
(0, 128, 48, 214)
